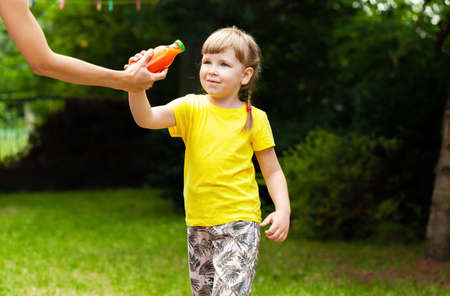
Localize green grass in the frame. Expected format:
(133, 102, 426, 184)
(0, 188, 448, 295)
(0, 128, 29, 164)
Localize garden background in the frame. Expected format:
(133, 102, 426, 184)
(1, 0, 450, 295)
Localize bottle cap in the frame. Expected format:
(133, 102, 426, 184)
(174, 40, 185, 52)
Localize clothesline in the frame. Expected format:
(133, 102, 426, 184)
(28, 0, 158, 11)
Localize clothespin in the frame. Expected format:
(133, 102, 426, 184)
(95, 0, 102, 11)
(136, 0, 141, 11)
(60, 0, 66, 10)
(109, 0, 113, 11)
(29, 0, 35, 8)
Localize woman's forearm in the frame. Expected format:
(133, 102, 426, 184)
(36, 52, 133, 91)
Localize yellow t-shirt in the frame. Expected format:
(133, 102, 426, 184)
(168, 94, 275, 226)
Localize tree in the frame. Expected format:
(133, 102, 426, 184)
(425, 4, 450, 261)
(426, 81, 450, 261)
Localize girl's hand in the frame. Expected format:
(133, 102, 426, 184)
(260, 210, 290, 242)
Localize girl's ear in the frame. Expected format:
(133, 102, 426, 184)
(241, 67, 254, 86)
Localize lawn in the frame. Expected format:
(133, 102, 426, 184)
(0, 188, 448, 295)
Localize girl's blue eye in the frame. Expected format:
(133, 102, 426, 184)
(221, 63, 230, 67)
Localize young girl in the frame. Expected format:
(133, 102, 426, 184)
(128, 27, 290, 296)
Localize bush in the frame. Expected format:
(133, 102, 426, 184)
(281, 129, 403, 240)
(0, 128, 30, 166)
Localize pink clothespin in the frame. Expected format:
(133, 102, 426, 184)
(136, 0, 141, 11)
(60, 0, 66, 10)
(95, 0, 102, 11)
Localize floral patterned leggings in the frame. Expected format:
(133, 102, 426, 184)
(187, 220, 261, 296)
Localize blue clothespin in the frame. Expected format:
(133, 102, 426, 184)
(30, 0, 35, 8)
(109, 0, 113, 11)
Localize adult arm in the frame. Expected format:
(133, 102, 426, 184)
(0, 0, 164, 91)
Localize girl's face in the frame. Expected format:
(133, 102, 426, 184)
(200, 47, 253, 101)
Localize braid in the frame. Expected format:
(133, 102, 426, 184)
(243, 85, 254, 132)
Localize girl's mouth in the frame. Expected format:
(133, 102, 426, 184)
(206, 78, 220, 84)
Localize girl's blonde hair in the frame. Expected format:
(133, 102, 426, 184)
(202, 26, 262, 131)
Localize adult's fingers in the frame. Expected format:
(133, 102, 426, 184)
(139, 48, 154, 65)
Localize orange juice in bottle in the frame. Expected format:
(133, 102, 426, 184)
(129, 40, 185, 73)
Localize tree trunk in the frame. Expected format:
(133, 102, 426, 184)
(425, 81, 450, 261)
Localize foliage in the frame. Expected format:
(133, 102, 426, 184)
(1, 0, 450, 242)
(0, 128, 30, 165)
(281, 128, 409, 240)
(0, 102, 25, 128)
(325, 0, 450, 233)
(0, 99, 176, 189)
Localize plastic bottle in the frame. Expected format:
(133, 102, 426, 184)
(129, 40, 185, 73)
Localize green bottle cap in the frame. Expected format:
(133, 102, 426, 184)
(175, 40, 185, 52)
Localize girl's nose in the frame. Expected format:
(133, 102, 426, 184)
(209, 68, 218, 75)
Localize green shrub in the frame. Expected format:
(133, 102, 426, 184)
(0, 128, 30, 166)
(281, 129, 401, 240)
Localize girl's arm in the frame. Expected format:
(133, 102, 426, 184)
(128, 88, 176, 129)
(255, 147, 290, 242)
(0, 0, 163, 92)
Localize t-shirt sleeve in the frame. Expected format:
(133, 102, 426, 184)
(167, 95, 192, 139)
(251, 111, 275, 151)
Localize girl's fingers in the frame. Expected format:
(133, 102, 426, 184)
(260, 213, 274, 227)
(151, 69, 168, 81)
(265, 224, 277, 236)
(266, 227, 288, 242)
(266, 226, 281, 239)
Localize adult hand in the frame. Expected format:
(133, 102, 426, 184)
(124, 49, 167, 92)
